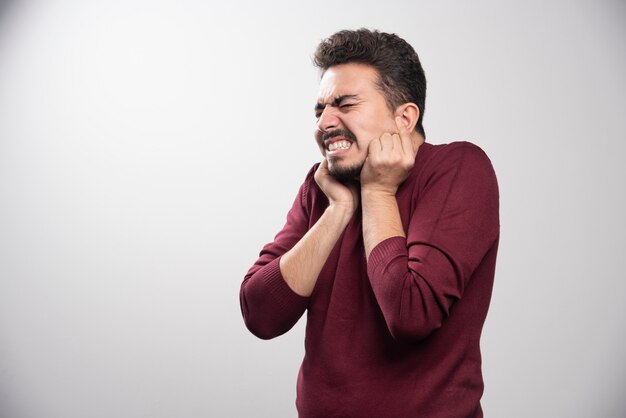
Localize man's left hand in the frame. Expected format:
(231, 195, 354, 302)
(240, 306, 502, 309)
(360, 117, 419, 195)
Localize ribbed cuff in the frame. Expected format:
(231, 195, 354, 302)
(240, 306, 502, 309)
(367, 236, 407, 278)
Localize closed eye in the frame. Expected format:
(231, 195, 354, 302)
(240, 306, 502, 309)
(315, 104, 353, 119)
(314, 94, 360, 119)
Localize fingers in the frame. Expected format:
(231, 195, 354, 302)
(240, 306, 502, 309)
(315, 158, 330, 185)
(368, 136, 383, 153)
(395, 116, 415, 155)
(360, 118, 416, 192)
(318, 158, 328, 171)
(370, 133, 397, 157)
(366, 118, 416, 167)
(371, 132, 404, 163)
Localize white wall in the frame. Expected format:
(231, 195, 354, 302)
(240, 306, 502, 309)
(0, 0, 624, 417)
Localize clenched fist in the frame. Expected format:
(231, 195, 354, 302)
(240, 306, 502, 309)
(360, 117, 419, 195)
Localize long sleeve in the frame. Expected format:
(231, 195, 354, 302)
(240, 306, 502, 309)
(367, 142, 500, 342)
(239, 168, 316, 339)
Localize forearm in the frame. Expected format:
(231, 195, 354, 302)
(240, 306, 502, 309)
(363, 189, 451, 342)
(362, 143, 501, 342)
(362, 189, 406, 260)
(280, 203, 354, 296)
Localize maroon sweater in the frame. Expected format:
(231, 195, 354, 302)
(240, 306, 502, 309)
(240, 142, 500, 418)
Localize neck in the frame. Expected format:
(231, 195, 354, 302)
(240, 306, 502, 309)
(412, 132, 426, 150)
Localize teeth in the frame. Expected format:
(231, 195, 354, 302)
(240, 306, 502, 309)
(328, 141, 352, 151)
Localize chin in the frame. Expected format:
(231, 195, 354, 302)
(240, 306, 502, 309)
(329, 161, 363, 183)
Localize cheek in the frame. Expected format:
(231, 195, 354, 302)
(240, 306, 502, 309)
(354, 136, 373, 153)
(317, 144, 326, 156)
(314, 131, 324, 151)
(348, 122, 376, 146)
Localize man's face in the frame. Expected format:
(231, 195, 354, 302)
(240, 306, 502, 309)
(315, 63, 397, 182)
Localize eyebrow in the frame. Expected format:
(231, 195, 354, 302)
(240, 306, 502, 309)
(314, 94, 360, 112)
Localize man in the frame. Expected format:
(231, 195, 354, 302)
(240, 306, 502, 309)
(240, 29, 499, 418)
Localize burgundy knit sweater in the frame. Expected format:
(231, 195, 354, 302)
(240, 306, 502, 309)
(240, 142, 500, 418)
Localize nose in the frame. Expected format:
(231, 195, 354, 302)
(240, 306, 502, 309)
(316, 106, 340, 133)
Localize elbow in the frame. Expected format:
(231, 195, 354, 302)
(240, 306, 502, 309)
(239, 292, 295, 340)
(242, 315, 294, 340)
(382, 290, 448, 342)
(243, 318, 281, 340)
(377, 271, 454, 343)
(239, 266, 309, 340)
(240, 298, 284, 340)
(386, 317, 443, 343)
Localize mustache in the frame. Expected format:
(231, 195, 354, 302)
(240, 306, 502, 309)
(322, 129, 357, 143)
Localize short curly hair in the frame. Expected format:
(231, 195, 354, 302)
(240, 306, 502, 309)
(313, 28, 427, 137)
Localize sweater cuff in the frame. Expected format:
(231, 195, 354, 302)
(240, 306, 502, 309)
(261, 257, 310, 313)
(367, 236, 407, 277)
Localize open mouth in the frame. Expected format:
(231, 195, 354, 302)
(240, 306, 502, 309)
(327, 140, 353, 152)
(322, 129, 357, 155)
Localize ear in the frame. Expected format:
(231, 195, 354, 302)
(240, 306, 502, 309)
(394, 103, 420, 133)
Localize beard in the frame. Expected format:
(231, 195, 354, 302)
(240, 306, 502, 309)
(328, 159, 363, 183)
(323, 128, 362, 183)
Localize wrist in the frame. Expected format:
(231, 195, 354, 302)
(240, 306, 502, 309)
(361, 185, 397, 199)
(326, 201, 356, 223)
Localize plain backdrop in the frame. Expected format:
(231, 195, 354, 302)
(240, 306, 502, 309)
(1, 0, 625, 417)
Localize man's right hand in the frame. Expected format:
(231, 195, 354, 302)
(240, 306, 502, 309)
(314, 159, 359, 214)
(279, 159, 359, 296)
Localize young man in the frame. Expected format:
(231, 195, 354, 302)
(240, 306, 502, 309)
(240, 29, 500, 418)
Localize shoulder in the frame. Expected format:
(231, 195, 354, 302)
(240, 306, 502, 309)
(406, 141, 498, 200)
(301, 162, 320, 191)
(305, 163, 320, 180)
(424, 140, 492, 163)
(417, 141, 496, 176)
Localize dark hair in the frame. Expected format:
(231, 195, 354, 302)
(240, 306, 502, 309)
(313, 28, 427, 137)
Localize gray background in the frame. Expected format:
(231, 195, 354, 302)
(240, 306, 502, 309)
(1, 0, 625, 417)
